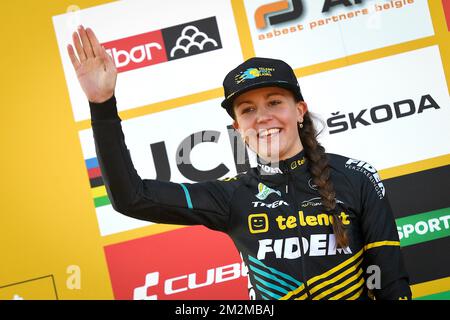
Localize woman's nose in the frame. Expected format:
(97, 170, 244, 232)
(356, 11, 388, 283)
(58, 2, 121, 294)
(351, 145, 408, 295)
(255, 106, 272, 123)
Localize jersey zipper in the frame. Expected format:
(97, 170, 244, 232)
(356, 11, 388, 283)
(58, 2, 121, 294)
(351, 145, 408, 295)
(285, 169, 312, 299)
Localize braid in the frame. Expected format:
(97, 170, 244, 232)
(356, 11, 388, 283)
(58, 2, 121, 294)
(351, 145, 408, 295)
(299, 112, 349, 249)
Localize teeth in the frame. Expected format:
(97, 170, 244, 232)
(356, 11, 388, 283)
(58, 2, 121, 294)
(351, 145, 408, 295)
(259, 128, 280, 138)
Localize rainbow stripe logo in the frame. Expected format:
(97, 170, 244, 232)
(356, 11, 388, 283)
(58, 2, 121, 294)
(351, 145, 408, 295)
(85, 157, 111, 208)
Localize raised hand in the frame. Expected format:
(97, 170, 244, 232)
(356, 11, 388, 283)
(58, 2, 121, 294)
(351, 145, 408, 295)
(67, 26, 117, 103)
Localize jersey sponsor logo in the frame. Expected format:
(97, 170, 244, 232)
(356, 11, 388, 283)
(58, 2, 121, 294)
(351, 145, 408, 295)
(290, 157, 306, 170)
(345, 159, 385, 199)
(252, 200, 289, 208)
(249, 213, 269, 234)
(256, 157, 305, 175)
(235, 67, 275, 84)
(276, 211, 351, 230)
(257, 163, 283, 174)
(248, 210, 351, 234)
(102, 16, 222, 73)
(257, 234, 352, 260)
(308, 178, 318, 190)
(255, 183, 282, 200)
(301, 197, 344, 208)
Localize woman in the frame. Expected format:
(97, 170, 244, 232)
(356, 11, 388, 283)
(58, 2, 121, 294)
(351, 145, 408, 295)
(67, 26, 411, 300)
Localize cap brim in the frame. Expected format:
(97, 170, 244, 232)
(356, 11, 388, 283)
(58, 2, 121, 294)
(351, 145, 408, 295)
(221, 80, 303, 112)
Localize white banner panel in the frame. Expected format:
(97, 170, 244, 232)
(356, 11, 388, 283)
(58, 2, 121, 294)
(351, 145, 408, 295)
(79, 44, 449, 236)
(79, 99, 236, 236)
(53, 0, 243, 121)
(244, 0, 434, 69)
(304, 45, 450, 170)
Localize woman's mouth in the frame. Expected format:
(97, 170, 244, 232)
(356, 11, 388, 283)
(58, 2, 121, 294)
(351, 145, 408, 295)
(258, 128, 282, 140)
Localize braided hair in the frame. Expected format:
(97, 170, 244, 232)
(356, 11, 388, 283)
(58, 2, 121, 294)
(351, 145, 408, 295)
(299, 111, 349, 248)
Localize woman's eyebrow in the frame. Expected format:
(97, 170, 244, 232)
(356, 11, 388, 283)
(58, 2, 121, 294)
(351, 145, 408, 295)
(235, 91, 285, 108)
(235, 100, 253, 109)
(265, 92, 284, 98)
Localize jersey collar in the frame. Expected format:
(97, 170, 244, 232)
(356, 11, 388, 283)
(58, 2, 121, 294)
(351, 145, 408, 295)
(256, 149, 308, 175)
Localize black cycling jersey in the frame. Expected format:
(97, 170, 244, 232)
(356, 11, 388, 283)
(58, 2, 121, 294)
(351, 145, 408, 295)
(90, 95, 411, 300)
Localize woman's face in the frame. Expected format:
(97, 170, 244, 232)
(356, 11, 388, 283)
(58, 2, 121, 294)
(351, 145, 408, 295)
(232, 86, 307, 162)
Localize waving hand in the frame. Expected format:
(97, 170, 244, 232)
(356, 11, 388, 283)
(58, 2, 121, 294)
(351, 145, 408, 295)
(67, 26, 117, 103)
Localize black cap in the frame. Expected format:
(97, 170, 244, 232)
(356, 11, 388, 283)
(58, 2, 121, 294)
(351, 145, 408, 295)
(221, 57, 303, 117)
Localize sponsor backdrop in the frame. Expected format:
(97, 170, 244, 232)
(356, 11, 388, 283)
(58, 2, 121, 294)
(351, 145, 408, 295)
(0, 0, 449, 300)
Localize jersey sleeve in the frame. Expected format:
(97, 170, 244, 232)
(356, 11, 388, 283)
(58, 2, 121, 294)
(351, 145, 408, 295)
(89, 96, 235, 233)
(356, 161, 412, 300)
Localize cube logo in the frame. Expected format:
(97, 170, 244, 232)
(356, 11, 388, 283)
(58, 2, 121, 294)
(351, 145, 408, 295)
(133, 272, 159, 300)
(103, 16, 222, 73)
(133, 261, 248, 300)
(104, 226, 249, 300)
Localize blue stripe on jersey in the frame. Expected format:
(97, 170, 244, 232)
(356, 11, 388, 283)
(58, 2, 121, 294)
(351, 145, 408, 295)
(248, 255, 302, 287)
(260, 293, 270, 300)
(255, 284, 282, 300)
(249, 265, 297, 291)
(180, 183, 193, 209)
(253, 275, 289, 295)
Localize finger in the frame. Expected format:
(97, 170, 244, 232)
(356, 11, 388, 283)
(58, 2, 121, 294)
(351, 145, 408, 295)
(67, 44, 81, 70)
(78, 25, 95, 58)
(72, 31, 86, 62)
(100, 46, 116, 72)
(85, 28, 102, 57)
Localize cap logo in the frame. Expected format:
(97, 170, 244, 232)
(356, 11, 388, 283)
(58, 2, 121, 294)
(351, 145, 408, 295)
(235, 67, 275, 84)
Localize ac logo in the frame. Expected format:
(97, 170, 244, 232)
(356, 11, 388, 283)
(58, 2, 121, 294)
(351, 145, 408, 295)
(255, 0, 304, 29)
(254, 0, 368, 29)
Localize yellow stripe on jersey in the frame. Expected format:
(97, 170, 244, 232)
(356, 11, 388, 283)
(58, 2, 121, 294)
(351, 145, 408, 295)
(364, 241, 400, 251)
(329, 276, 365, 300)
(280, 283, 306, 300)
(313, 267, 364, 300)
(307, 248, 364, 287)
(310, 257, 364, 298)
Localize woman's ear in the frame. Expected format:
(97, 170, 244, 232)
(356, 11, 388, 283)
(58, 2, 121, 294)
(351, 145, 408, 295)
(232, 119, 240, 131)
(296, 101, 308, 122)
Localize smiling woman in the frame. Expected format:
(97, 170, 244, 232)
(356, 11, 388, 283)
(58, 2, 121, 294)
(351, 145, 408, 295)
(67, 25, 412, 300)
(231, 86, 305, 163)
(220, 57, 351, 248)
